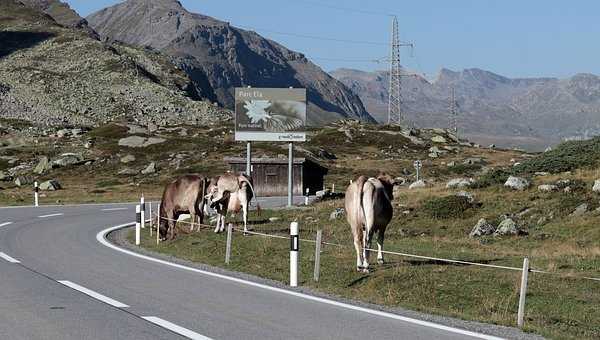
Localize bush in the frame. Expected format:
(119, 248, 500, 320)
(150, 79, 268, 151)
(472, 168, 512, 189)
(422, 195, 473, 219)
(514, 137, 600, 174)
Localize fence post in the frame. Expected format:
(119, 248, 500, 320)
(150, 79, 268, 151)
(149, 202, 153, 236)
(332, 183, 335, 193)
(140, 195, 145, 229)
(290, 222, 299, 287)
(135, 205, 141, 246)
(517, 257, 530, 328)
(34, 181, 39, 207)
(156, 202, 160, 245)
(225, 223, 233, 264)
(304, 188, 309, 206)
(313, 229, 322, 282)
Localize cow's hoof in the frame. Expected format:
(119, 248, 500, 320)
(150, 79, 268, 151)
(356, 267, 362, 272)
(377, 259, 384, 265)
(361, 268, 370, 273)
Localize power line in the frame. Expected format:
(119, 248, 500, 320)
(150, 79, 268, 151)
(290, 0, 395, 17)
(237, 25, 388, 46)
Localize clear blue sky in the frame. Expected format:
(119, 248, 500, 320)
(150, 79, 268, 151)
(68, 0, 599, 79)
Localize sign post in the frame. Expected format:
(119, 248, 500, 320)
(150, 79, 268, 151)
(413, 160, 422, 181)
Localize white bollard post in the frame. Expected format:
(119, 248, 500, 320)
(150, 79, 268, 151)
(149, 202, 153, 236)
(517, 257, 530, 328)
(34, 181, 39, 207)
(314, 229, 322, 282)
(135, 205, 141, 246)
(290, 222, 299, 287)
(304, 188, 309, 206)
(156, 202, 160, 245)
(140, 195, 145, 229)
(332, 183, 335, 193)
(225, 223, 233, 264)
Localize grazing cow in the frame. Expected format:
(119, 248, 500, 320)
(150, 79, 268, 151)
(345, 174, 394, 272)
(206, 173, 257, 234)
(158, 175, 209, 240)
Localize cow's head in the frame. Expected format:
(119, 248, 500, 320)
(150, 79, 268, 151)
(377, 173, 395, 199)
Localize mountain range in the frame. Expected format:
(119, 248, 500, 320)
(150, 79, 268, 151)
(331, 68, 600, 150)
(86, 0, 373, 125)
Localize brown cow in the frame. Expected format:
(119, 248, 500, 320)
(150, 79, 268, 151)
(206, 173, 257, 234)
(158, 175, 209, 240)
(345, 174, 394, 272)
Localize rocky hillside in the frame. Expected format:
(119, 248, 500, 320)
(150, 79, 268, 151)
(0, 0, 227, 127)
(86, 0, 374, 125)
(19, 0, 96, 36)
(331, 67, 600, 150)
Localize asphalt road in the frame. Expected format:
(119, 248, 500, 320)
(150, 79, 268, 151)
(0, 200, 531, 340)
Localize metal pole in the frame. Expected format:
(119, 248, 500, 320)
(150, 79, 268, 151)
(225, 223, 233, 264)
(34, 181, 39, 207)
(313, 230, 322, 282)
(290, 222, 299, 287)
(246, 142, 251, 176)
(135, 205, 141, 246)
(288, 142, 293, 207)
(517, 257, 530, 328)
(332, 183, 335, 193)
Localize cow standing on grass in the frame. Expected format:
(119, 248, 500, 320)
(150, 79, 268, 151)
(345, 174, 394, 273)
(158, 175, 209, 240)
(206, 173, 258, 234)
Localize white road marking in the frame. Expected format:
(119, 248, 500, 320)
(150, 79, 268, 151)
(38, 213, 64, 218)
(57, 280, 129, 308)
(0, 222, 13, 227)
(0, 252, 20, 263)
(98, 223, 504, 340)
(142, 316, 212, 340)
(101, 208, 129, 211)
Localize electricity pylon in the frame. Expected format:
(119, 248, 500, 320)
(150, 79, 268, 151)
(388, 16, 414, 126)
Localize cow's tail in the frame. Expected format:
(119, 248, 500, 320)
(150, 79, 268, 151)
(354, 176, 368, 248)
(241, 176, 261, 216)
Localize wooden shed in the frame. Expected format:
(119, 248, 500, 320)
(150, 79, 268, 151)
(223, 157, 328, 197)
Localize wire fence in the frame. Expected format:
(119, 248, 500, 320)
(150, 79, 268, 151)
(150, 212, 600, 283)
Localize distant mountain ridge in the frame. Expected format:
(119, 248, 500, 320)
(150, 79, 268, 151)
(87, 0, 374, 125)
(331, 67, 600, 150)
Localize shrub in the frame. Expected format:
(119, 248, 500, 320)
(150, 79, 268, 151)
(422, 195, 473, 219)
(472, 168, 512, 189)
(514, 137, 600, 174)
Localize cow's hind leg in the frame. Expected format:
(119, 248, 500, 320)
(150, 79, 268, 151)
(376, 229, 385, 265)
(352, 227, 364, 272)
(213, 214, 221, 233)
(242, 201, 249, 235)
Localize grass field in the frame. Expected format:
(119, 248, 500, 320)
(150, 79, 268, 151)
(130, 177, 600, 340)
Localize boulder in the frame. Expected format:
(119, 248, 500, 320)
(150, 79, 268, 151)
(56, 129, 69, 138)
(463, 157, 485, 165)
(0, 170, 11, 182)
(431, 135, 447, 143)
(141, 162, 157, 175)
(446, 178, 474, 189)
(455, 191, 475, 204)
(39, 179, 61, 191)
(120, 154, 136, 164)
(118, 136, 166, 148)
(52, 153, 82, 167)
(504, 176, 530, 191)
(34, 156, 51, 174)
(409, 180, 427, 189)
(537, 184, 558, 192)
(494, 218, 522, 236)
(469, 218, 495, 238)
(570, 203, 588, 217)
(329, 208, 345, 220)
(317, 149, 336, 160)
(118, 167, 138, 176)
(593, 180, 600, 193)
(268, 217, 281, 222)
(14, 176, 33, 187)
(316, 189, 330, 198)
